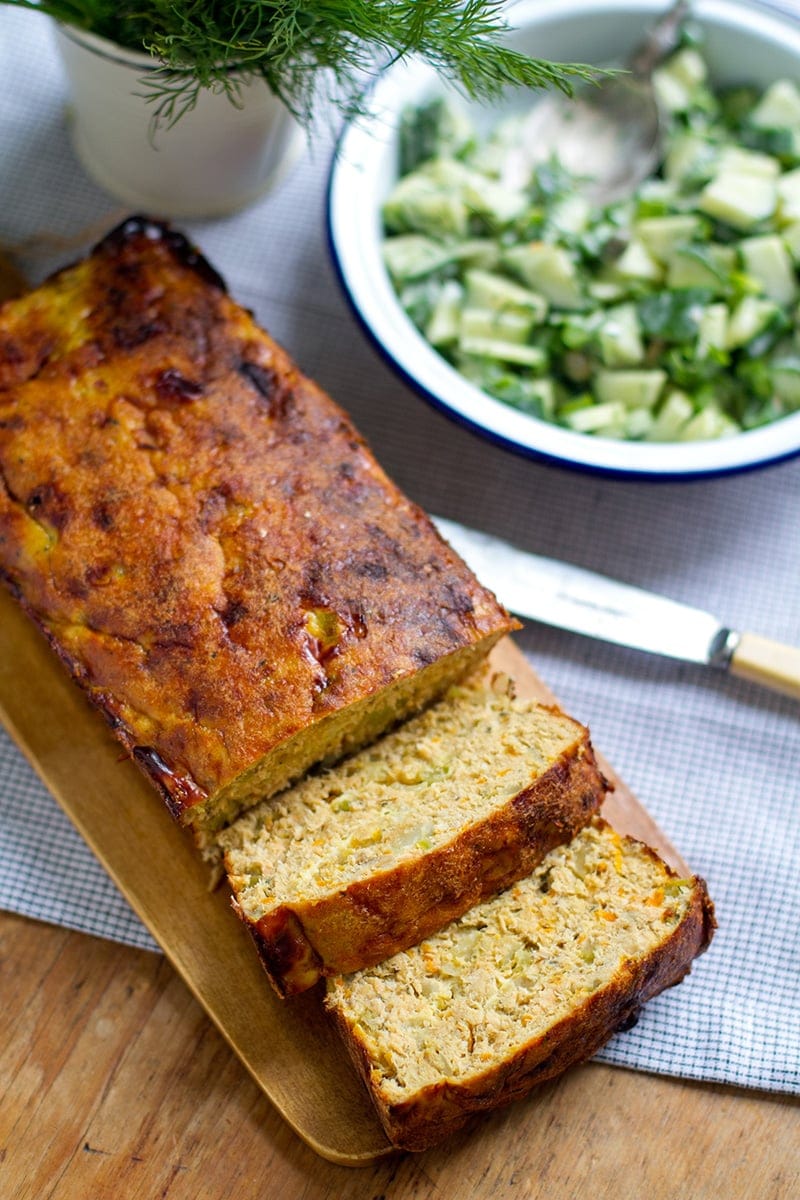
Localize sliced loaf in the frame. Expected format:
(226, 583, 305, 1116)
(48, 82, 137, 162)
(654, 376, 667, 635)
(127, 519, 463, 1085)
(325, 818, 715, 1151)
(221, 672, 607, 995)
(0, 218, 515, 848)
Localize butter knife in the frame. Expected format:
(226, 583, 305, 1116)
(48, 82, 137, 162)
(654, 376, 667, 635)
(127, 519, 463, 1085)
(433, 516, 800, 701)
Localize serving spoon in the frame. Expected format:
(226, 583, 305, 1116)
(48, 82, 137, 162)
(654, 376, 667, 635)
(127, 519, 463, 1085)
(520, 0, 690, 203)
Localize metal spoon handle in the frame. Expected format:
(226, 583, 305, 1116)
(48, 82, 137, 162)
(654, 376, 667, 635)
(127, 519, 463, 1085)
(629, 0, 690, 77)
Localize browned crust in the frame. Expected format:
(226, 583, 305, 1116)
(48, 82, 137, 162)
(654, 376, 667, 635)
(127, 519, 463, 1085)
(231, 727, 609, 997)
(328, 868, 716, 1152)
(0, 217, 516, 828)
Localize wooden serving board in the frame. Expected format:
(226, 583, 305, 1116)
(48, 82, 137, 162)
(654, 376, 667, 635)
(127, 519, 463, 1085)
(0, 588, 685, 1166)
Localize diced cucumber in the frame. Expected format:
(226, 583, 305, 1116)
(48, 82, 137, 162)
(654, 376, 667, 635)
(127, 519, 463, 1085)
(609, 239, 664, 285)
(383, 172, 468, 238)
(465, 139, 510, 179)
(420, 158, 528, 226)
(460, 306, 535, 345)
(751, 80, 800, 130)
(402, 157, 527, 229)
(653, 70, 693, 114)
(726, 296, 781, 349)
(666, 244, 728, 291)
(598, 303, 644, 367)
(771, 356, 800, 408)
(587, 279, 627, 303)
(715, 146, 780, 178)
(697, 303, 729, 356)
(652, 48, 707, 113)
(555, 309, 605, 349)
(776, 168, 800, 224)
(458, 308, 545, 367)
(623, 407, 656, 439)
(637, 178, 679, 205)
(549, 194, 592, 235)
(415, 158, 472, 188)
(493, 377, 556, 419)
(698, 172, 777, 229)
(425, 281, 463, 347)
(646, 390, 694, 441)
(503, 243, 585, 309)
(635, 214, 702, 263)
(383, 235, 456, 284)
(709, 243, 737, 273)
(464, 270, 548, 321)
(462, 178, 529, 226)
(678, 405, 740, 440)
(663, 132, 716, 184)
(594, 369, 667, 409)
(739, 235, 797, 304)
(564, 400, 627, 434)
(457, 335, 546, 367)
(448, 239, 502, 271)
(664, 46, 708, 91)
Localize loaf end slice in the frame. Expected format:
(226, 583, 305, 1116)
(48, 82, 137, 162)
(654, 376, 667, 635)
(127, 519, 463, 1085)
(221, 671, 608, 995)
(325, 818, 715, 1151)
(0, 217, 516, 845)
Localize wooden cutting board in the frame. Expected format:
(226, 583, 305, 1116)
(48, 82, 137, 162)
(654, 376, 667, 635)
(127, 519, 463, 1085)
(0, 587, 685, 1166)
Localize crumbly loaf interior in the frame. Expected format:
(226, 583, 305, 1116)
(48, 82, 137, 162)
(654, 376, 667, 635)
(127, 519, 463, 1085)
(325, 820, 696, 1101)
(221, 673, 587, 916)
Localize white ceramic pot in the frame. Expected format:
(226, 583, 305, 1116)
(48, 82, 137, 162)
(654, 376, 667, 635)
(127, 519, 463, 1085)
(53, 24, 304, 218)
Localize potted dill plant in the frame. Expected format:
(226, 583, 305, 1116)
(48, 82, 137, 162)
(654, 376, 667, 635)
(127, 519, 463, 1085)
(5, 1, 592, 218)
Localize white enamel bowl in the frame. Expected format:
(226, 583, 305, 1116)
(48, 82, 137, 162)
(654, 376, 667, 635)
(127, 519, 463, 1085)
(328, 0, 800, 479)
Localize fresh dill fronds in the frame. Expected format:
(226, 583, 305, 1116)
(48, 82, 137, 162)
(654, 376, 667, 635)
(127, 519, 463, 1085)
(5, 1, 599, 128)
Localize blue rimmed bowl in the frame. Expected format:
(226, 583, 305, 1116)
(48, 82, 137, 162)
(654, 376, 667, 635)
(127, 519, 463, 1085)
(328, 0, 800, 479)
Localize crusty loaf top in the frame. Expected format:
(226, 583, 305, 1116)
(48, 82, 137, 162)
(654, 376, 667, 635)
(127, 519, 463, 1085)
(0, 218, 514, 820)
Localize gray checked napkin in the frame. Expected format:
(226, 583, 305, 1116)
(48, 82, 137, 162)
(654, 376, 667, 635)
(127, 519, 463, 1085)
(1, 6, 799, 1097)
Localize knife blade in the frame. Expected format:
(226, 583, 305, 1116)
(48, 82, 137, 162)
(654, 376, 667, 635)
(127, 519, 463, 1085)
(433, 515, 800, 701)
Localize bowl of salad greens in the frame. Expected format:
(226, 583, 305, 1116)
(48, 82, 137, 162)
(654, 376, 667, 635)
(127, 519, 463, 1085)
(328, 0, 800, 478)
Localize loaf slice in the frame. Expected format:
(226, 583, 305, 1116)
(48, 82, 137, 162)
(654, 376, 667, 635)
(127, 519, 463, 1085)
(221, 671, 607, 995)
(325, 818, 715, 1151)
(0, 217, 515, 846)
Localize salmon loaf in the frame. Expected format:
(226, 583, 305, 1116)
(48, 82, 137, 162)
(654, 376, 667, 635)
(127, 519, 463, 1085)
(221, 670, 608, 995)
(326, 819, 715, 1151)
(0, 218, 515, 841)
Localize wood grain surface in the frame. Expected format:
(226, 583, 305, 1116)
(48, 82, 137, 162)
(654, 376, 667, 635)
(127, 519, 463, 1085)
(2, 910, 798, 1200)
(1, 591, 799, 1192)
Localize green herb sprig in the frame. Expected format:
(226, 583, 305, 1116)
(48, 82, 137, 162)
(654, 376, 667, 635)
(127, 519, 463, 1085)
(6, 1, 598, 128)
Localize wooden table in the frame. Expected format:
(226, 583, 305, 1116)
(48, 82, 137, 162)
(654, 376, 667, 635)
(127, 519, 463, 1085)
(2, 908, 798, 1200)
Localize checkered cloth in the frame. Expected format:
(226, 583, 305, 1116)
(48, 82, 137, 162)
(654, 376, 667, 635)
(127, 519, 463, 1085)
(1, 6, 799, 1096)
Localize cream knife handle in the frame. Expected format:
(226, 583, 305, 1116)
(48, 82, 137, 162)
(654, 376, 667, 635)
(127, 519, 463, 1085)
(729, 632, 800, 701)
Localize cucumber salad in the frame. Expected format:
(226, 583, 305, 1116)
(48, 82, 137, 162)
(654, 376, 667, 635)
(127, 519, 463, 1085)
(381, 41, 800, 442)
